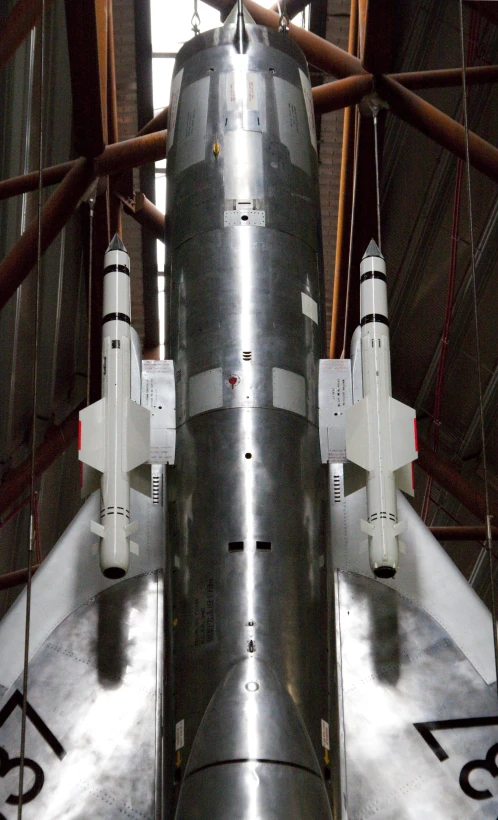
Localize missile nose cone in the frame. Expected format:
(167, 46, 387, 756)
(106, 233, 127, 254)
(362, 238, 384, 261)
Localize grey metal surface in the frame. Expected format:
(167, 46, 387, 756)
(167, 22, 330, 817)
(336, 571, 498, 819)
(0, 470, 166, 692)
(0, 572, 162, 819)
(328, 466, 498, 818)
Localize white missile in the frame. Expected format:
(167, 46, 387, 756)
(78, 234, 151, 578)
(345, 239, 418, 578)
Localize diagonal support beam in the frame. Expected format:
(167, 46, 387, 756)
(377, 74, 498, 184)
(0, 158, 96, 311)
(0, 0, 55, 71)
(64, 0, 108, 157)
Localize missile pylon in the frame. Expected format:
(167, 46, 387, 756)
(345, 239, 418, 578)
(78, 234, 151, 578)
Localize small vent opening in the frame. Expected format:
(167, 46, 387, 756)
(152, 475, 161, 505)
(242, 351, 252, 361)
(229, 541, 244, 552)
(333, 474, 341, 503)
(256, 541, 271, 550)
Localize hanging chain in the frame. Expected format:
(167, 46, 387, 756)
(18, 0, 46, 816)
(191, 0, 201, 36)
(458, 0, 498, 690)
(278, 0, 290, 33)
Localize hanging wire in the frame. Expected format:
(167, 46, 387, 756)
(278, 0, 290, 33)
(458, 0, 498, 690)
(372, 112, 382, 252)
(86, 195, 95, 407)
(18, 0, 46, 815)
(191, 0, 201, 36)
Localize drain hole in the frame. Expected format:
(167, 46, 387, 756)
(245, 452, 252, 459)
(241, 214, 249, 221)
(256, 541, 271, 551)
(229, 541, 244, 552)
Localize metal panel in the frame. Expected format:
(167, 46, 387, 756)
(223, 209, 265, 226)
(319, 359, 352, 463)
(274, 76, 311, 176)
(272, 367, 306, 417)
(0, 572, 162, 819)
(301, 291, 318, 324)
(188, 368, 223, 419)
(174, 76, 210, 174)
(142, 359, 176, 464)
(223, 130, 264, 200)
(336, 570, 498, 819)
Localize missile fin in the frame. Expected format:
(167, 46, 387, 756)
(393, 520, 407, 537)
(124, 399, 150, 472)
(129, 463, 152, 497)
(343, 461, 367, 497)
(124, 521, 138, 538)
(81, 463, 101, 498)
(388, 397, 417, 472)
(361, 519, 375, 537)
(90, 520, 105, 538)
(394, 462, 415, 497)
(79, 399, 106, 473)
(345, 397, 372, 471)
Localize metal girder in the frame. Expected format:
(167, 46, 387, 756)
(313, 74, 373, 115)
(0, 0, 55, 71)
(393, 64, 498, 91)
(121, 192, 166, 243)
(359, 0, 393, 74)
(0, 566, 41, 592)
(430, 526, 498, 542)
(0, 158, 96, 312)
(269, 0, 309, 18)
(64, 0, 108, 157)
(0, 161, 76, 201)
(377, 74, 498, 183)
(106, 0, 121, 237)
(417, 440, 498, 524)
(0, 405, 82, 516)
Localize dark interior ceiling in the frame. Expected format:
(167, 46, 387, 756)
(0, 0, 497, 617)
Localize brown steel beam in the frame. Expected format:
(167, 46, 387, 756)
(88, 195, 108, 403)
(0, 161, 76, 201)
(312, 74, 372, 116)
(330, 0, 358, 359)
(393, 64, 498, 91)
(0, 157, 96, 312)
(360, 0, 393, 74)
(417, 440, 498, 524)
(0, 405, 82, 517)
(0, 565, 41, 592)
(269, 0, 309, 18)
(376, 74, 498, 184)
(64, 0, 108, 157)
(138, 106, 168, 138)
(430, 526, 498, 542)
(205, 0, 366, 78)
(0, 130, 167, 202)
(120, 192, 166, 243)
(0, 0, 55, 71)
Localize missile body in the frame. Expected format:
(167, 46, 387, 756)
(345, 240, 417, 578)
(78, 235, 150, 579)
(167, 11, 332, 818)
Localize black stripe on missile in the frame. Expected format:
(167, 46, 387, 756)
(104, 264, 129, 276)
(102, 312, 130, 325)
(184, 758, 322, 782)
(360, 271, 386, 284)
(361, 313, 389, 327)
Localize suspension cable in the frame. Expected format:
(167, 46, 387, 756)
(191, 0, 201, 36)
(373, 112, 382, 252)
(18, 0, 46, 814)
(458, 0, 498, 689)
(279, 0, 290, 33)
(86, 195, 95, 407)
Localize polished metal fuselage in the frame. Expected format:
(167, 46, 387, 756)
(166, 23, 331, 818)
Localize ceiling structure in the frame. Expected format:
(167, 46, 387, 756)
(0, 0, 497, 620)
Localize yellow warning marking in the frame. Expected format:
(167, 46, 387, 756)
(213, 142, 221, 158)
(324, 748, 330, 766)
(173, 618, 178, 627)
(176, 750, 182, 768)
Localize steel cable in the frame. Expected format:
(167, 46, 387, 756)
(17, 0, 46, 815)
(458, 0, 498, 690)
